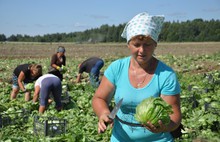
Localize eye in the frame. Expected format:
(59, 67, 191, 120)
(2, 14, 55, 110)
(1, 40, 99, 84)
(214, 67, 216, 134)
(133, 43, 141, 48)
(143, 43, 151, 47)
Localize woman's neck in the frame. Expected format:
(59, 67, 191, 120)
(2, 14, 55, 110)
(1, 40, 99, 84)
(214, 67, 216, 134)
(131, 57, 156, 73)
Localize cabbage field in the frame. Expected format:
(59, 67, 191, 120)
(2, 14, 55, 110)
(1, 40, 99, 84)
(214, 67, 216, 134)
(0, 42, 220, 142)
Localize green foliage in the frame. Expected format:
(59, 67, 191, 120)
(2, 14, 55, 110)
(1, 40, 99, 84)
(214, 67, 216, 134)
(0, 52, 220, 141)
(61, 65, 67, 74)
(0, 34, 6, 41)
(25, 83, 34, 91)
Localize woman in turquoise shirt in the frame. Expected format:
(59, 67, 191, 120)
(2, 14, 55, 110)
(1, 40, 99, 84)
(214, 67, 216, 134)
(92, 12, 181, 142)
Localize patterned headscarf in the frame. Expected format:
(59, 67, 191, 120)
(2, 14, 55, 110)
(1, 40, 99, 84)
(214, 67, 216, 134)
(121, 12, 165, 43)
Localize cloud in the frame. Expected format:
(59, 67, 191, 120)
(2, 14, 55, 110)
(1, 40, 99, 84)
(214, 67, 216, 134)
(34, 24, 50, 28)
(202, 8, 220, 12)
(16, 24, 28, 28)
(73, 22, 88, 28)
(167, 12, 187, 20)
(33, 23, 90, 29)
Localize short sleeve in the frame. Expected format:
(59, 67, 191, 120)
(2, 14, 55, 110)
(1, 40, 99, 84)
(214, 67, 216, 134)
(35, 78, 40, 87)
(161, 72, 181, 95)
(50, 54, 57, 66)
(104, 61, 119, 85)
(79, 66, 85, 73)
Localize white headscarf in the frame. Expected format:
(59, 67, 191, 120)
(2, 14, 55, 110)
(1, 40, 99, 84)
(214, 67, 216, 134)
(121, 12, 165, 43)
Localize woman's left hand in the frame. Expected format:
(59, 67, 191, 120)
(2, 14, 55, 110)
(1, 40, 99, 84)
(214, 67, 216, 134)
(144, 120, 167, 133)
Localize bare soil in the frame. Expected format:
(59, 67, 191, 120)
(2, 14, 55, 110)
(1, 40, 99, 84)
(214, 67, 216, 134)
(0, 42, 219, 82)
(1, 42, 220, 59)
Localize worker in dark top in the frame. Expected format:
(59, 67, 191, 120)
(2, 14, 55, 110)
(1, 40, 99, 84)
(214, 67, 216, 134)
(48, 46, 66, 81)
(76, 57, 104, 88)
(10, 64, 42, 101)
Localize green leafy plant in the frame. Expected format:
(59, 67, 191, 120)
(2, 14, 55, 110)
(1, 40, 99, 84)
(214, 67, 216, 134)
(135, 97, 173, 126)
(25, 83, 34, 91)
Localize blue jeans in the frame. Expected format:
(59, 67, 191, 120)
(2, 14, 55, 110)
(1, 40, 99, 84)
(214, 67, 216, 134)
(89, 60, 104, 88)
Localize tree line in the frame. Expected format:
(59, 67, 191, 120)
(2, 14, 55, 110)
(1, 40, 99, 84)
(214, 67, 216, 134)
(1, 19, 220, 43)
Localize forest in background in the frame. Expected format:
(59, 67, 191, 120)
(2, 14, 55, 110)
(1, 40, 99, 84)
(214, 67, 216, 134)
(0, 19, 220, 43)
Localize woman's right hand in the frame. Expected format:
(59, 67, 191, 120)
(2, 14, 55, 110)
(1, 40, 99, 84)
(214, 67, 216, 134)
(98, 113, 113, 133)
(92, 76, 115, 133)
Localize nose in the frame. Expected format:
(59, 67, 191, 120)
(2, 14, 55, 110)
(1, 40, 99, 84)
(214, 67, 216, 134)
(138, 45, 145, 53)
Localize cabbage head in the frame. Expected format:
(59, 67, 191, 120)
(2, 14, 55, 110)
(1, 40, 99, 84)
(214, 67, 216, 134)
(61, 65, 67, 74)
(134, 97, 173, 127)
(25, 83, 34, 91)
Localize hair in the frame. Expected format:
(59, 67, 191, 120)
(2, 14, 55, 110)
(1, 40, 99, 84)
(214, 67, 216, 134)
(129, 35, 157, 45)
(29, 64, 42, 76)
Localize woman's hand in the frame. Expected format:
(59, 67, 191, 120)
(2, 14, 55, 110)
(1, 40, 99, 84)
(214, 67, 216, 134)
(92, 76, 115, 133)
(144, 120, 167, 133)
(98, 113, 113, 133)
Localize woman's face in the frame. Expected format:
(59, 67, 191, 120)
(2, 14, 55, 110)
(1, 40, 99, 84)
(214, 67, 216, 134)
(31, 69, 38, 77)
(128, 36, 156, 65)
(57, 52, 65, 57)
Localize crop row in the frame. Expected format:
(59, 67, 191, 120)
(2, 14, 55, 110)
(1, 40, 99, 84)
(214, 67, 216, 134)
(0, 53, 219, 141)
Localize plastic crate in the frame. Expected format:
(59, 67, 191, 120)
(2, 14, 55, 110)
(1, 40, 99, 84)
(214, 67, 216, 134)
(0, 109, 29, 128)
(33, 116, 67, 137)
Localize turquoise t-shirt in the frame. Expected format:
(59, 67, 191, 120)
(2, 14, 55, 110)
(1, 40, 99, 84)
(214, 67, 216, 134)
(104, 56, 181, 142)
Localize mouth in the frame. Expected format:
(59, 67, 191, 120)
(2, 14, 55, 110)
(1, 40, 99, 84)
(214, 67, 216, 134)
(137, 55, 146, 59)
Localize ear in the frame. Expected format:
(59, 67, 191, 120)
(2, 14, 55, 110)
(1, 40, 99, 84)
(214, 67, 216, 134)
(127, 42, 131, 49)
(153, 42, 157, 50)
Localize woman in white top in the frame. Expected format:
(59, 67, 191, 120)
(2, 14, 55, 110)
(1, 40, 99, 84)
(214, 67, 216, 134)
(33, 74, 62, 113)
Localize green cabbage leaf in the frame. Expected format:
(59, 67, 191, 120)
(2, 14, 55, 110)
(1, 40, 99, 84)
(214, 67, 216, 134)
(134, 97, 173, 127)
(25, 83, 34, 91)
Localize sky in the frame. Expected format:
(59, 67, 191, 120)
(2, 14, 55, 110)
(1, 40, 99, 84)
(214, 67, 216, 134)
(0, 0, 220, 37)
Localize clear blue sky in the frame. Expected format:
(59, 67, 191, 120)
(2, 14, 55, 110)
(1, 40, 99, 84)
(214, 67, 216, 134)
(0, 0, 220, 37)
